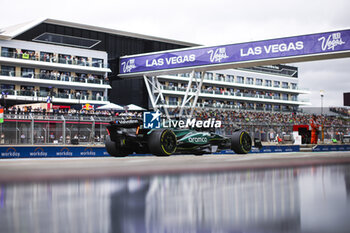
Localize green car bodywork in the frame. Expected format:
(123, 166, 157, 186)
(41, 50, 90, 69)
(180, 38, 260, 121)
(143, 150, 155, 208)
(106, 119, 252, 157)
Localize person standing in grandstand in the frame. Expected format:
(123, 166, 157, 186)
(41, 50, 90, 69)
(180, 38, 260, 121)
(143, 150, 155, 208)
(310, 114, 319, 144)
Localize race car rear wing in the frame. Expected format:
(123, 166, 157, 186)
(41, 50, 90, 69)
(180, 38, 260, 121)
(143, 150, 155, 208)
(109, 118, 142, 128)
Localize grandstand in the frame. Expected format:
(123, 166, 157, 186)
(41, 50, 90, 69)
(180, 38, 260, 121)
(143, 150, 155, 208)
(0, 107, 348, 146)
(156, 65, 310, 113)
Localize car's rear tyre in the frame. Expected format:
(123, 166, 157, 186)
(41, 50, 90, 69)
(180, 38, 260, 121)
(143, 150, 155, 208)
(231, 130, 252, 154)
(105, 135, 129, 157)
(148, 129, 177, 156)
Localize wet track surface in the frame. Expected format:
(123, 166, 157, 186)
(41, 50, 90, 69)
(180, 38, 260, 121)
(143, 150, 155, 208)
(1, 152, 350, 233)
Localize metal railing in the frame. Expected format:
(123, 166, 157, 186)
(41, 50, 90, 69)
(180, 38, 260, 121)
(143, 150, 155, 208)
(0, 113, 348, 145)
(0, 89, 107, 102)
(160, 101, 299, 113)
(173, 74, 308, 92)
(0, 70, 110, 85)
(0, 113, 114, 145)
(160, 86, 304, 102)
(0, 51, 108, 68)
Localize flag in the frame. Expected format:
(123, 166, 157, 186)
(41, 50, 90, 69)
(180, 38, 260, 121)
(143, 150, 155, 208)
(0, 108, 3, 123)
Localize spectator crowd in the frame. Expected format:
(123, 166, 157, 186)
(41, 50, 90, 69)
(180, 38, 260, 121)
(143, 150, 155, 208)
(3, 105, 349, 128)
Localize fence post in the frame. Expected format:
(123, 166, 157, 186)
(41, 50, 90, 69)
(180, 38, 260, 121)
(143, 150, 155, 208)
(62, 115, 66, 145)
(91, 116, 95, 145)
(30, 114, 34, 145)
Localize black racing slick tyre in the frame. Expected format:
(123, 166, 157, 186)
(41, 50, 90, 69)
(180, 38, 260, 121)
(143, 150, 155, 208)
(231, 130, 252, 154)
(148, 129, 177, 156)
(105, 135, 129, 157)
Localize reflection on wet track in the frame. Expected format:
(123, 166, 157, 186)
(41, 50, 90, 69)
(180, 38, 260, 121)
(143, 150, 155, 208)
(1, 165, 350, 233)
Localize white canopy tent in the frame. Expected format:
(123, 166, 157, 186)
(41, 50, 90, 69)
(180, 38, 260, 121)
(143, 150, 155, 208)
(126, 104, 146, 111)
(96, 103, 124, 110)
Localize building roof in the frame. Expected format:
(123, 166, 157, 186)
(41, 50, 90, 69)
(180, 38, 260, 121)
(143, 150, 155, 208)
(0, 18, 199, 47)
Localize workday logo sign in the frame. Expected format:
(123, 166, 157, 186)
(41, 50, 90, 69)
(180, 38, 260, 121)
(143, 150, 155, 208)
(143, 111, 161, 129)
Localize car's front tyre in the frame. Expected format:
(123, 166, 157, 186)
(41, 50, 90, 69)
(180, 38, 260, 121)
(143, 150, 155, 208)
(231, 130, 252, 154)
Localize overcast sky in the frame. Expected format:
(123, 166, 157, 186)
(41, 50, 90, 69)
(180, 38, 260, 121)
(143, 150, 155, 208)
(0, 0, 349, 107)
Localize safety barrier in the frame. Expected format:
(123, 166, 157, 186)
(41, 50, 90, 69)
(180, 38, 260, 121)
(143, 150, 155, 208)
(0, 146, 109, 159)
(1, 144, 350, 159)
(217, 145, 300, 154)
(312, 145, 350, 152)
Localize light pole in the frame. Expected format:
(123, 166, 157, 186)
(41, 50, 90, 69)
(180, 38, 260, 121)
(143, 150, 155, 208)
(77, 92, 81, 144)
(320, 90, 324, 115)
(320, 90, 325, 143)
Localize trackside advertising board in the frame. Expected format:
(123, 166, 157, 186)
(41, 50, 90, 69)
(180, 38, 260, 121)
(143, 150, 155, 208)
(0, 146, 109, 159)
(312, 145, 350, 152)
(119, 29, 350, 76)
(0, 145, 301, 158)
(1, 145, 349, 159)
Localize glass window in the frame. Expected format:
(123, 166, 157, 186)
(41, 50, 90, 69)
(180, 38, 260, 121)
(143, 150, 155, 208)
(180, 73, 190, 78)
(169, 97, 178, 103)
(274, 105, 281, 110)
(92, 58, 103, 68)
(291, 83, 297, 89)
(75, 73, 87, 83)
(1, 84, 15, 95)
(76, 56, 88, 66)
(21, 86, 34, 90)
(19, 86, 35, 96)
(1, 65, 15, 76)
(38, 87, 50, 97)
(39, 69, 62, 80)
(57, 89, 70, 98)
(92, 91, 103, 100)
(274, 81, 280, 88)
(282, 82, 289, 88)
(40, 52, 54, 62)
(21, 68, 34, 78)
(265, 80, 272, 86)
(215, 73, 224, 81)
(256, 79, 263, 85)
(237, 76, 244, 83)
(59, 71, 71, 81)
(226, 75, 234, 82)
(33, 33, 101, 48)
(58, 54, 72, 64)
(1, 47, 16, 58)
(1, 84, 15, 90)
(246, 77, 254, 85)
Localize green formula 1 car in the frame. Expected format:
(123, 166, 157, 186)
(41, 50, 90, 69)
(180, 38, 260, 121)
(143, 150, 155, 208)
(105, 118, 252, 157)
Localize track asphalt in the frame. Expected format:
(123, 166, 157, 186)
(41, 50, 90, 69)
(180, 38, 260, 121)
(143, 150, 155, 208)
(1, 151, 350, 182)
